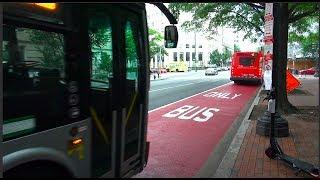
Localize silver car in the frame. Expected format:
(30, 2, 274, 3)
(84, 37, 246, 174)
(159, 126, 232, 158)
(205, 68, 218, 75)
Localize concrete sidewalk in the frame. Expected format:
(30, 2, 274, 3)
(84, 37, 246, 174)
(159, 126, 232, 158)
(150, 72, 183, 81)
(214, 77, 319, 178)
(150, 71, 202, 81)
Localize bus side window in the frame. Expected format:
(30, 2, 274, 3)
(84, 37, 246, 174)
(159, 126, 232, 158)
(89, 17, 113, 89)
(3, 24, 67, 140)
(125, 21, 139, 91)
(88, 15, 114, 176)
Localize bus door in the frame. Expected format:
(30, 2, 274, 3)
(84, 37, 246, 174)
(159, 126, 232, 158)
(87, 5, 118, 177)
(118, 6, 148, 177)
(86, 4, 148, 177)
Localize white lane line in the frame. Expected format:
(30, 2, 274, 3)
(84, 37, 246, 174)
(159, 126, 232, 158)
(148, 81, 233, 113)
(149, 80, 210, 93)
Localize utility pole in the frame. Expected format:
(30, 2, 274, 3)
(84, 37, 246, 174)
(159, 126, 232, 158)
(194, 31, 197, 72)
(188, 48, 191, 72)
(158, 48, 161, 78)
(221, 27, 224, 68)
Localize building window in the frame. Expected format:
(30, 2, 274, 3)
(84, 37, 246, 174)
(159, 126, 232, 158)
(192, 44, 195, 48)
(186, 52, 190, 61)
(198, 52, 203, 61)
(186, 44, 189, 48)
(180, 52, 184, 61)
(199, 45, 202, 48)
(173, 52, 177, 61)
(192, 52, 196, 61)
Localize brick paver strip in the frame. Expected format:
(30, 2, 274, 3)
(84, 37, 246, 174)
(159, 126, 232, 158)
(214, 86, 261, 178)
(214, 78, 319, 178)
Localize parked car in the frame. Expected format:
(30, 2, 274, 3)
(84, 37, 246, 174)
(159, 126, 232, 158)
(205, 68, 218, 75)
(299, 67, 316, 75)
(216, 67, 222, 71)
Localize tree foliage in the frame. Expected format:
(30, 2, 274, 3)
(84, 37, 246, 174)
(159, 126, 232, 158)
(169, 2, 318, 114)
(209, 49, 221, 65)
(209, 47, 232, 66)
(168, 3, 319, 43)
(222, 47, 232, 62)
(289, 25, 319, 59)
(234, 44, 241, 52)
(148, 28, 168, 60)
(299, 32, 319, 58)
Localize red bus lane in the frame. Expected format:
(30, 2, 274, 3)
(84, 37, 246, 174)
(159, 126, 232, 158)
(137, 83, 259, 178)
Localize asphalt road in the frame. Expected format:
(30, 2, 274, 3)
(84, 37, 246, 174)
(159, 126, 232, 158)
(135, 70, 260, 178)
(148, 70, 232, 110)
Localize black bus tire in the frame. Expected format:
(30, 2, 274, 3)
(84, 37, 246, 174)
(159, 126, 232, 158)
(4, 160, 73, 178)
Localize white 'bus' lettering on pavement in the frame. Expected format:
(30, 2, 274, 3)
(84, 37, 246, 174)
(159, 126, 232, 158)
(162, 105, 194, 118)
(162, 105, 220, 122)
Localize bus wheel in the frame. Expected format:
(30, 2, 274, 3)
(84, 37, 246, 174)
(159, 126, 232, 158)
(4, 160, 73, 178)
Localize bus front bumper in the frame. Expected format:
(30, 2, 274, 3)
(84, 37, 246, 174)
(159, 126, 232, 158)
(230, 77, 262, 82)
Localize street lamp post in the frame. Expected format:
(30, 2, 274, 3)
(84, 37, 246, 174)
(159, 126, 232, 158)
(194, 31, 197, 72)
(189, 51, 191, 72)
(158, 48, 161, 78)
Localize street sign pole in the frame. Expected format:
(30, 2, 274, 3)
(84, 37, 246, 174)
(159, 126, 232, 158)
(256, 3, 289, 138)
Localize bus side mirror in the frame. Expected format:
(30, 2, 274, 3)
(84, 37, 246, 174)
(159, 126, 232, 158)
(164, 25, 178, 48)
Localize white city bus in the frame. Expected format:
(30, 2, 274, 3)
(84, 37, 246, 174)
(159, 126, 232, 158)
(2, 3, 178, 178)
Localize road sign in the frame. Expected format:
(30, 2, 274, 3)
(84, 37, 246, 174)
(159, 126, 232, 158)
(264, 20, 274, 37)
(265, 3, 273, 16)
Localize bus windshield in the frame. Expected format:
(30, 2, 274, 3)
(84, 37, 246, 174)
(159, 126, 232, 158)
(239, 56, 255, 66)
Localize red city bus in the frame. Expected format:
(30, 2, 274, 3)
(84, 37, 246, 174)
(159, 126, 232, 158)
(230, 51, 264, 84)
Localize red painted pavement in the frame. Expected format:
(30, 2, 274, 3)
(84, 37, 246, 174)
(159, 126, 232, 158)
(135, 83, 259, 178)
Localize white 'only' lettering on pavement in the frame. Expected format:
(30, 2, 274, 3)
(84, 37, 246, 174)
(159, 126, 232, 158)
(203, 91, 242, 99)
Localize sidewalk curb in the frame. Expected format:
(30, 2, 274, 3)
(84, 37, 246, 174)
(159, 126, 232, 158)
(212, 86, 263, 178)
(194, 85, 262, 178)
(150, 77, 169, 81)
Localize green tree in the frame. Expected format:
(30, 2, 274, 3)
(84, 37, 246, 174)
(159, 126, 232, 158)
(169, 2, 319, 114)
(234, 44, 241, 52)
(209, 49, 222, 65)
(148, 28, 168, 60)
(221, 47, 232, 65)
(289, 29, 319, 59)
(169, 3, 318, 43)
